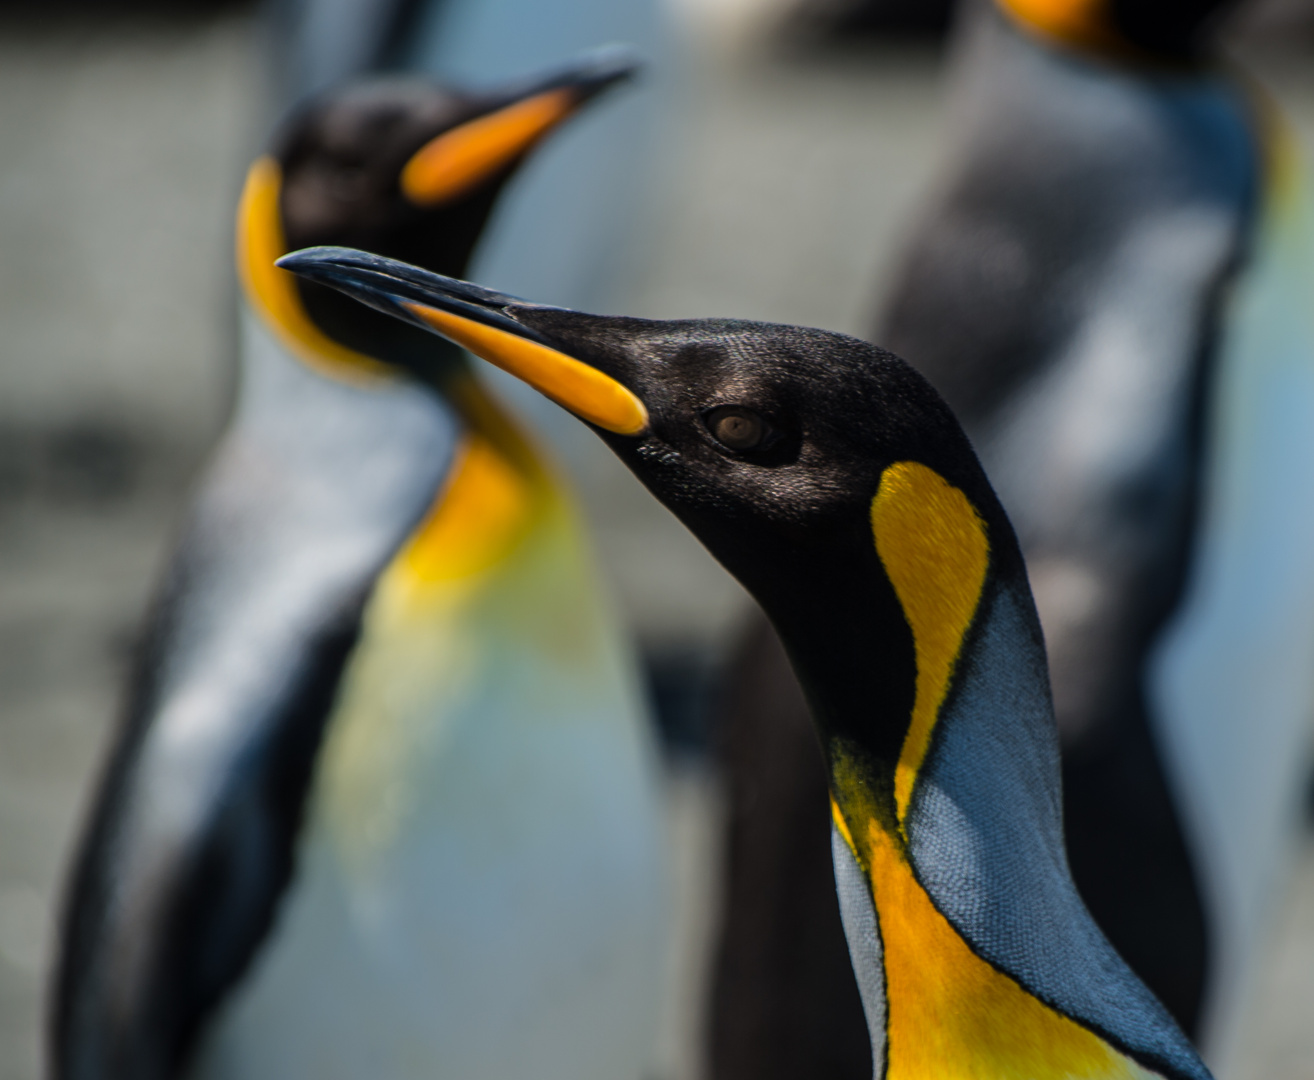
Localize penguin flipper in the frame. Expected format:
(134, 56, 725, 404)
(51, 457, 375, 1080)
(53, 335, 458, 1080)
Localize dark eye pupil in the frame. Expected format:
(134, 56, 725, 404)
(710, 408, 766, 451)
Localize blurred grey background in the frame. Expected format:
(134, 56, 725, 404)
(1, 2, 1313, 1079)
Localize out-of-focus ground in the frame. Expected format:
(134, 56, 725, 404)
(1, 5, 1313, 1080)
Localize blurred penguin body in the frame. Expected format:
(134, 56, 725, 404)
(1150, 110, 1314, 1046)
(192, 317, 664, 1080)
(879, 0, 1314, 1046)
(55, 64, 666, 1080)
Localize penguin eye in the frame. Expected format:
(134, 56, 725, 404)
(705, 406, 773, 453)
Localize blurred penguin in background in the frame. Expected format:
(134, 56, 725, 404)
(880, 0, 1314, 1054)
(710, 0, 1314, 1068)
(53, 51, 668, 1080)
(265, 0, 679, 471)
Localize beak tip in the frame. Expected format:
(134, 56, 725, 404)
(572, 43, 642, 95)
(276, 244, 362, 275)
(274, 247, 329, 273)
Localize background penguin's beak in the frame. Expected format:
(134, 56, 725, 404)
(400, 45, 640, 208)
(276, 246, 649, 436)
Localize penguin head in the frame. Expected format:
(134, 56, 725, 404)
(238, 48, 637, 382)
(995, 0, 1236, 61)
(275, 249, 1025, 763)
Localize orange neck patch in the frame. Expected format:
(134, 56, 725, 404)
(395, 373, 555, 587)
(835, 464, 1157, 1076)
(830, 790, 1155, 1080)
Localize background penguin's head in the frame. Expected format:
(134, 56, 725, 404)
(995, 0, 1238, 61)
(238, 48, 637, 380)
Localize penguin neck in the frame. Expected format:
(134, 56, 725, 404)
(756, 462, 1161, 1076)
(787, 570, 1159, 1080)
(750, 457, 1064, 870)
(796, 564, 1058, 876)
(816, 563, 1057, 869)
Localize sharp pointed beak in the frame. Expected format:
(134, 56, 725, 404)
(400, 44, 640, 208)
(276, 246, 650, 436)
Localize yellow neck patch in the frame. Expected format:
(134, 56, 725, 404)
(829, 789, 1155, 1080)
(871, 462, 989, 826)
(394, 373, 554, 591)
(236, 156, 390, 383)
(996, 0, 1125, 53)
(400, 88, 577, 208)
(405, 302, 648, 436)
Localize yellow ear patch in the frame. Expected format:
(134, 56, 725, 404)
(405, 302, 648, 436)
(871, 462, 989, 826)
(236, 156, 389, 382)
(400, 88, 577, 208)
(996, 0, 1123, 52)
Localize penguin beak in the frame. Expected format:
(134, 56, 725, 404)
(275, 246, 650, 436)
(400, 45, 639, 208)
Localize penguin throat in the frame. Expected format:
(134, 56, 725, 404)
(390, 374, 557, 592)
(829, 783, 1156, 1080)
(812, 465, 1186, 1079)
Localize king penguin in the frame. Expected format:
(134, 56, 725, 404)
(53, 52, 667, 1080)
(877, 0, 1314, 1048)
(706, 0, 1314, 1057)
(280, 244, 1217, 1080)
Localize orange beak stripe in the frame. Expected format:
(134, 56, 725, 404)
(405, 302, 648, 436)
(400, 88, 578, 208)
